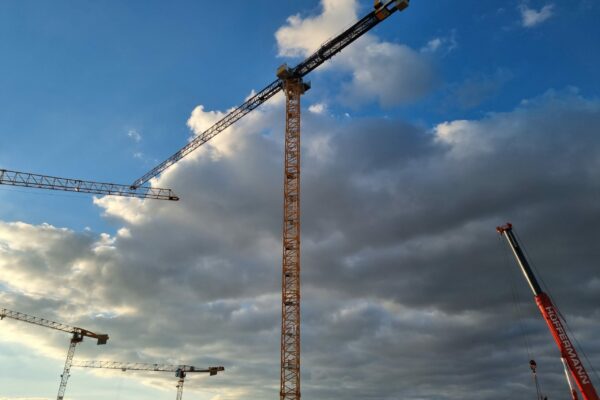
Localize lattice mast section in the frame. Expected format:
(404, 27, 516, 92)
(280, 75, 308, 400)
(0, 169, 178, 200)
(57, 335, 81, 400)
(176, 375, 185, 400)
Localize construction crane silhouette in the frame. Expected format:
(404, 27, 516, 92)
(72, 360, 224, 400)
(0, 168, 178, 200)
(130, 1, 412, 398)
(0, 308, 109, 400)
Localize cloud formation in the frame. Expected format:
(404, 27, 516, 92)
(275, 0, 436, 107)
(2, 87, 600, 399)
(519, 3, 555, 27)
(128, 129, 142, 143)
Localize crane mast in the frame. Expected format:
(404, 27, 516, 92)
(0, 168, 178, 200)
(176, 369, 186, 400)
(129, 2, 412, 398)
(72, 360, 224, 400)
(0, 308, 109, 400)
(277, 72, 309, 400)
(497, 223, 599, 400)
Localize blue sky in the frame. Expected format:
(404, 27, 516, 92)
(2, 0, 598, 233)
(1, 1, 600, 400)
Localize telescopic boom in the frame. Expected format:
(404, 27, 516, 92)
(497, 223, 599, 400)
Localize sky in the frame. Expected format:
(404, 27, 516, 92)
(1, 0, 600, 399)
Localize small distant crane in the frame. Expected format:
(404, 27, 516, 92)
(497, 223, 599, 400)
(0, 168, 179, 200)
(72, 360, 224, 400)
(0, 308, 109, 400)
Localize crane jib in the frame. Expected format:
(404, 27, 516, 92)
(0, 169, 179, 200)
(130, 80, 283, 188)
(131, 0, 410, 188)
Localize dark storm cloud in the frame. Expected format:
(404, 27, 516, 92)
(1, 89, 600, 399)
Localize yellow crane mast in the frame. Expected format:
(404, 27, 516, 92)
(129, 2, 412, 398)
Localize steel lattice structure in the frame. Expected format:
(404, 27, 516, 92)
(1, 308, 108, 400)
(72, 360, 223, 400)
(128, 2, 412, 399)
(0, 169, 178, 200)
(130, 1, 410, 189)
(279, 77, 307, 399)
(72, 360, 222, 374)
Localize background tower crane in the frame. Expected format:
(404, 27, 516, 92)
(497, 223, 599, 400)
(72, 360, 224, 400)
(0, 168, 178, 200)
(129, 1, 412, 398)
(0, 308, 109, 400)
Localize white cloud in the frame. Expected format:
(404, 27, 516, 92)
(519, 3, 555, 27)
(275, 0, 436, 107)
(421, 31, 457, 55)
(308, 103, 327, 114)
(339, 39, 436, 107)
(422, 37, 443, 53)
(127, 129, 142, 142)
(275, 0, 357, 58)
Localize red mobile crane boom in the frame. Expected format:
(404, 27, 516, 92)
(497, 223, 599, 400)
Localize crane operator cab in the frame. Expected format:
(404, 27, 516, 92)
(175, 368, 186, 379)
(374, 0, 410, 20)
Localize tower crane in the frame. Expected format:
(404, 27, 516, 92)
(0, 168, 178, 200)
(129, 2, 412, 399)
(497, 223, 599, 400)
(72, 360, 224, 400)
(0, 308, 109, 400)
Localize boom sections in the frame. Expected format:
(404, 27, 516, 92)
(497, 223, 599, 400)
(0, 169, 178, 201)
(72, 360, 224, 374)
(131, 0, 410, 188)
(0, 308, 108, 344)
